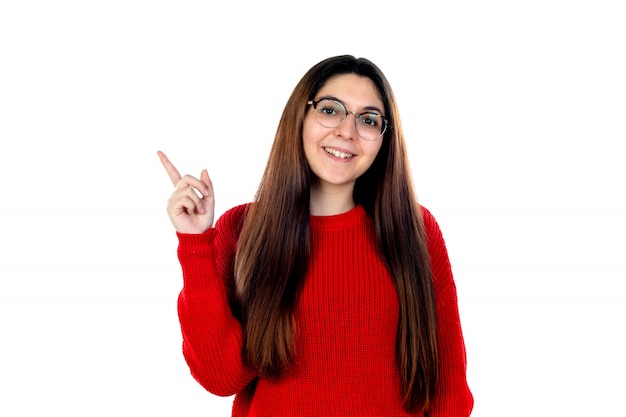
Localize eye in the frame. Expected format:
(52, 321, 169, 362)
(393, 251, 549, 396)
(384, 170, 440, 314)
(317, 99, 344, 117)
(319, 105, 338, 116)
(359, 113, 381, 128)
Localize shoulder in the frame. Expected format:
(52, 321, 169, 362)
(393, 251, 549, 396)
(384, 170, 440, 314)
(419, 205, 455, 292)
(419, 205, 445, 244)
(215, 203, 252, 234)
(210, 204, 253, 280)
(209, 203, 253, 252)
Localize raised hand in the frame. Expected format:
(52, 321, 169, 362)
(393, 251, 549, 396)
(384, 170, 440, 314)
(157, 151, 215, 234)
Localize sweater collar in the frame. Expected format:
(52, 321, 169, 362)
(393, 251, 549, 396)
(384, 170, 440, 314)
(309, 204, 367, 231)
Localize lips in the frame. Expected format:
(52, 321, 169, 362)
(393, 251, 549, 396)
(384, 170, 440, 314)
(323, 146, 354, 159)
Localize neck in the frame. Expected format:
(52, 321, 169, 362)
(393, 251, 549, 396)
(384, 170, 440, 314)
(309, 182, 355, 216)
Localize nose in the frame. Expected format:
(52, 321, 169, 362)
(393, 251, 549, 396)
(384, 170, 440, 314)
(334, 112, 358, 140)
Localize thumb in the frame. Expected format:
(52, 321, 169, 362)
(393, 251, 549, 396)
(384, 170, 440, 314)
(201, 169, 213, 197)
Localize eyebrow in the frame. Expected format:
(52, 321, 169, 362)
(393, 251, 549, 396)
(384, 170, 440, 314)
(318, 95, 385, 116)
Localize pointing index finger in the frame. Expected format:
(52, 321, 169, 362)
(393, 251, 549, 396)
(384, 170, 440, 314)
(157, 150, 182, 187)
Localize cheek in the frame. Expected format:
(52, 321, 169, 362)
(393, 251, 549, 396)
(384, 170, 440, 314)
(302, 116, 322, 151)
(302, 120, 317, 161)
(359, 141, 385, 173)
(302, 115, 320, 140)
(365, 141, 384, 161)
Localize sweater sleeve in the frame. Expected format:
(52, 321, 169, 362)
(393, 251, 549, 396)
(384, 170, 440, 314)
(176, 204, 257, 396)
(421, 207, 474, 416)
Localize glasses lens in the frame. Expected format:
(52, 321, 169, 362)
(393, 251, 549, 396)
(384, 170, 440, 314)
(314, 99, 346, 128)
(312, 98, 387, 140)
(356, 113, 386, 140)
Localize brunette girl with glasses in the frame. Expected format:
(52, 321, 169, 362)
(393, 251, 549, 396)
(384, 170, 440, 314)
(158, 55, 473, 416)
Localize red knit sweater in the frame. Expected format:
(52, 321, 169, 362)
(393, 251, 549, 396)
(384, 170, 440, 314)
(176, 204, 473, 416)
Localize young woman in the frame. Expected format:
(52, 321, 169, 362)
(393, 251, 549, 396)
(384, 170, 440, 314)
(158, 55, 473, 416)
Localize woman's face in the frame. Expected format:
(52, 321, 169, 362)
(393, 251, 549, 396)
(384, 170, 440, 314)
(303, 73, 385, 195)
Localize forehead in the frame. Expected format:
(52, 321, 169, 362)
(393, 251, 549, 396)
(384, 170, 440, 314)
(317, 73, 383, 110)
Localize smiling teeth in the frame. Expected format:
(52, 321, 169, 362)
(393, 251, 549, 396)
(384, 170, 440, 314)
(324, 147, 353, 159)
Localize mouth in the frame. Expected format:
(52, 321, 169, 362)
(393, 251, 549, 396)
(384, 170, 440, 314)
(323, 147, 354, 159)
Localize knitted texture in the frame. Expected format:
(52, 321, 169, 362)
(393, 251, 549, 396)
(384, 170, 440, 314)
(176, 204, 473, 416)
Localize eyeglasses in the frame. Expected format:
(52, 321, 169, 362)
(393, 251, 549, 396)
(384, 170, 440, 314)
(307, 98, 391, 141)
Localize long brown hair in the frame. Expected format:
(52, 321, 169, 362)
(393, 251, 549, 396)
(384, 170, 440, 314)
(234, 55, 438, 412)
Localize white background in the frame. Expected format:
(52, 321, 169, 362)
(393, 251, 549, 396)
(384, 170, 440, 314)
(1, 1, 624, 416)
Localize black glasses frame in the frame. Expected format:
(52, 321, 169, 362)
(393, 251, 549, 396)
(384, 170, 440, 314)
(307, 98, 392, 140)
